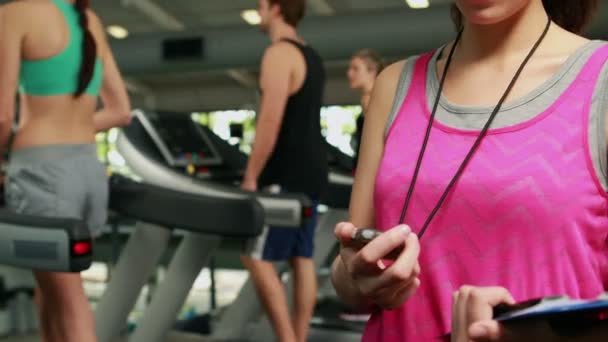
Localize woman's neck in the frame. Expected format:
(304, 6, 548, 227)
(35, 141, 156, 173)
(458, 1, 549, 64)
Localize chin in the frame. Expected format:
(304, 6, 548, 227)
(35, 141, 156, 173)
(466, 11, 512, 25)
(457, 0, 529, 26)
(349, 81, 361, 90)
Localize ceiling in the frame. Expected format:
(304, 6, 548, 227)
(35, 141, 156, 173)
(4, 0, 608, 112)
(89, 0, 455, 112)
(92, 0, 446, 33)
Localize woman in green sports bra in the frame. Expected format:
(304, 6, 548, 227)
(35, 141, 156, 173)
(0, 1, 131, 341)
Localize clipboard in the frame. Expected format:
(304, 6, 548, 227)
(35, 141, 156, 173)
(493, 293, 608, 322)
(440, 293, 608, 340)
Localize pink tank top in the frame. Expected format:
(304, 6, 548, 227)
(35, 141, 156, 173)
(367, 46, 608, 341)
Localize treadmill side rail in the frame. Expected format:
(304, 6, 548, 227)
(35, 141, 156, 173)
(0, 210, 92, 272)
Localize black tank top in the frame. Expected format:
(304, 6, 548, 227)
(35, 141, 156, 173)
(258, 39, 328, 196)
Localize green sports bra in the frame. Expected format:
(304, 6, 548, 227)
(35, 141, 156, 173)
(19, 0, 103, 96)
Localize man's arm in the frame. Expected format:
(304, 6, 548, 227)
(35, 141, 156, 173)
(241, 44, 292, 191)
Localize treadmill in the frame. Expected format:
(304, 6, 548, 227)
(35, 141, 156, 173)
(0, 195, 92, 338)
(118, 110, 313, 228)
(309, 144, 366, 336)
(96, 174, 264, 342)
(96, 109, 311, 342)
(0, 210, 92, 272)
(243, 144, 361, 342)
(189, 122, 358, 341)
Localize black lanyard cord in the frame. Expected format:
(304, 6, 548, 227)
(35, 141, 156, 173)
(398, 29, 463, 226)
(399, 17, 552, 239)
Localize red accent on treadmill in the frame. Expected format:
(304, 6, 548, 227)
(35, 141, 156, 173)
(303, 207, 314, 217)
(72, 242, 92, 255)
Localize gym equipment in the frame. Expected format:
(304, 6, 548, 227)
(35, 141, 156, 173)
(0, 154, 93, 337)
(96, 109, 312, 342)
(96, 174, 265, 342)
(121, 110, 313, 228)
(309, 145, 369, 337)
(196, 128, 359, 341)
(123, 110, 350, 341)
(0, 210, 92, 272)
(0, 271, 37, 337)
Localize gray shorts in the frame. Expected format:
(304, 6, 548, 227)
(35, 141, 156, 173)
(4, 144, 108, 237)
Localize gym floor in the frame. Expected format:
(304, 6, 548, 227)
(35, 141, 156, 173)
(0, 330, 361, 341)
(0, 260, 362, 342)
(1, 332, 222, 341)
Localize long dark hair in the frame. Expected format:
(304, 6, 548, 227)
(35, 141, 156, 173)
(74, 0, 97, 97)
(451, 0, 599, 34)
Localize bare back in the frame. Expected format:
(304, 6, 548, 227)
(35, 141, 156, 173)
(277, 39, 307, 96)
(0, 0, 111, 149)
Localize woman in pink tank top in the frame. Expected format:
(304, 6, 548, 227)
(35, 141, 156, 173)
(331, 0, 608, 341)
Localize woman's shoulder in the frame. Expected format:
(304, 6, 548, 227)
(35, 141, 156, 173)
(5, 0, 48, 11)
(378, 49, 440, 83)
(374, 53, 426, 99)
(364, 60, 411, 132)
(374, 60, 408, 93)
(1, 0, 50, 23)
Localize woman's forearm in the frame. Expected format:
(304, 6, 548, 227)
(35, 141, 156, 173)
(93, 108, 131, 132)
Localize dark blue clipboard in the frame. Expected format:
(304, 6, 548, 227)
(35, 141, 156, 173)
(494, 293, 608, 322)
(440, 293, 608, 340)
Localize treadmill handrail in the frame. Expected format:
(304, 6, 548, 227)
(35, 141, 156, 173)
(329, 171, 354, 186)
(109, 174, 265, 238)
(0, 209, 90, 241)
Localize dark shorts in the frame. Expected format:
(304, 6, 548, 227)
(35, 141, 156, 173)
(247, 187, 319, 261)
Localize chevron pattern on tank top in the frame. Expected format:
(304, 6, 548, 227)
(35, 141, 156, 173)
(365, 45, 608, 341)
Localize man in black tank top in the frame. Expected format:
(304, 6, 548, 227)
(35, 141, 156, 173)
(240, 1, 327, 341)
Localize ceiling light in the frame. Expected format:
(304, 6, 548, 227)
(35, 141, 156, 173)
(241, 9, 261, 25)
(107, 25, 129, 39)
(406, 0, 430, 9)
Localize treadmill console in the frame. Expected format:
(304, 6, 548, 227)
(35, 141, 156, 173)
(120, 109, 315, 228)
(134, 110, 222, 168)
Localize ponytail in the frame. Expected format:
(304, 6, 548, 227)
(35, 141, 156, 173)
(74, 0, 97, 97)
(541, 0, 599, 34)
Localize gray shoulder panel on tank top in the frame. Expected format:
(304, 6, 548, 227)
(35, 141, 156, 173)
(384, 56, 418, 138)
(590, 60, 608, 190)
(383, 40, 608, 191)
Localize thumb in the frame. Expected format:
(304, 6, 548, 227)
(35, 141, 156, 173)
(469, 320, 506, 342)
(334, 222, 357, 243)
